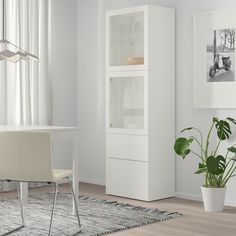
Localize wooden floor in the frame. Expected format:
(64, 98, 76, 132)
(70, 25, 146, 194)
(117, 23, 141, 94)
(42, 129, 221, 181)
(1, 182, 236, 236)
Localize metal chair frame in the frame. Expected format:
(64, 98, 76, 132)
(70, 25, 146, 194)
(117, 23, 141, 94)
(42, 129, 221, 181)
(0, 178, 81, 236)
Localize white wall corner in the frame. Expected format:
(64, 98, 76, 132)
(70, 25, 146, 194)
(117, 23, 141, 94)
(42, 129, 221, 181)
(79, 177, 106, 186)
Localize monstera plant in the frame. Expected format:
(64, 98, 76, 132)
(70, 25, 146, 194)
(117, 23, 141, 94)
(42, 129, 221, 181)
(174, 117, 236, 212)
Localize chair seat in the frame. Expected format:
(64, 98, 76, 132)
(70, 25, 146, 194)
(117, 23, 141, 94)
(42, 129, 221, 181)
(0, 132, 81, 235)
(52, 169, 73, 182)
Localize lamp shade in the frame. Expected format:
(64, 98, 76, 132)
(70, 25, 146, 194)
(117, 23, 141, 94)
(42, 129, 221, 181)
(0, 39, 39, 63)
(0, 0, 39, 63)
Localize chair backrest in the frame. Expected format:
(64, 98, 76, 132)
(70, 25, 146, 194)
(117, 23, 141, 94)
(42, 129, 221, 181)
(0, 132, 53, 182)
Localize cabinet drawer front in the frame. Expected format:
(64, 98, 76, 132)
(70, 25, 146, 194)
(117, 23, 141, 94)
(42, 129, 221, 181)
(106, 134, 148, 161)
(106, 158, 149, 200)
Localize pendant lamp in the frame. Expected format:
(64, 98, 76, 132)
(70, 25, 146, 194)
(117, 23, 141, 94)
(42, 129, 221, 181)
(0, 0, 39, 62)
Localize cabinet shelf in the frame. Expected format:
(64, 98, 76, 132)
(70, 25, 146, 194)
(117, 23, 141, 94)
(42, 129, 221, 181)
(107, 64, 147, 72)
(107, 127, 147, 136)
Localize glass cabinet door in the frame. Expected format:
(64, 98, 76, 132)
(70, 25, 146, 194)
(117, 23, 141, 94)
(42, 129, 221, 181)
(109, 11, 144, 67)
(109, 75, 146, 131)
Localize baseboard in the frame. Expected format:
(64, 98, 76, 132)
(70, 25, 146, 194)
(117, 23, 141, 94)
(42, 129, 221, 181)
(225, 200, 236, 207)
(175, 192, 202, 201)
(79, 177, 105, 186)
(176, 192, 236, 207)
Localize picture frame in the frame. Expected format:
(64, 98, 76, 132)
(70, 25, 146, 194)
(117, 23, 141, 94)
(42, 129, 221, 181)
(193, 9, 236, 108)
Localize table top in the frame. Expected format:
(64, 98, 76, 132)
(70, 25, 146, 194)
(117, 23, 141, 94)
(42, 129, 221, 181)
(0, 125, 78, 132)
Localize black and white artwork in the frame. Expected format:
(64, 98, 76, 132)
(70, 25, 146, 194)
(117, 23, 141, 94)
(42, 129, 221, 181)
(207, 28, 235, 82)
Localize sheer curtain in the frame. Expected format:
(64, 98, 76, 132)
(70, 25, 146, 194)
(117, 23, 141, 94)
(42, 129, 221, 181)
(0, 0, 52, 191)
(0, 0, 51, 126)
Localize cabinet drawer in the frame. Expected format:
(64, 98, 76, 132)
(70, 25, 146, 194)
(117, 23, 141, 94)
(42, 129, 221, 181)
(106, 158, 149, 200)
(106, 134, 148, 161)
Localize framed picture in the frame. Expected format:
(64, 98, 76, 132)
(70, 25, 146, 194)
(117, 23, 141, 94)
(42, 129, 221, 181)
(193, 9, 236, 108)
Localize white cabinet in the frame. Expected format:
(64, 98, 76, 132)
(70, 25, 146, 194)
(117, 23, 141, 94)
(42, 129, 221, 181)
(105, 5, 175, 201)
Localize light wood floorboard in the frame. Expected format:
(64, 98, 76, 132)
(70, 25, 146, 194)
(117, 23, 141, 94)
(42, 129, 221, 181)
(0, 182, 236, 236)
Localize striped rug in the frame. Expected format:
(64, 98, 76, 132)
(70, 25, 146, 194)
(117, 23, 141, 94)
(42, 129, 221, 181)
(0, 193, 181, 235)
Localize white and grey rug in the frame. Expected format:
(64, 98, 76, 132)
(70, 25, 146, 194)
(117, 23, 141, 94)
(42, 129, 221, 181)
(0, 193, 181, 236)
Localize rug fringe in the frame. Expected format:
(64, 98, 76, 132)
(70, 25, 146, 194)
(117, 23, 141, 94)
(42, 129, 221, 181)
(78, 195, 181, 216)
(66, 194, 182, 236)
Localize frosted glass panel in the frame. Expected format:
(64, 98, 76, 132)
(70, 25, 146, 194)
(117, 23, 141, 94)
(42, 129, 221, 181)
(109, 76, 144, 129)
(109, 12, 144, 66)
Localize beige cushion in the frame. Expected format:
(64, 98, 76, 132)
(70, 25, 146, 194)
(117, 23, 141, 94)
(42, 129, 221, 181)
(0, 132, 74, 183)
(52, 169, 73, 182)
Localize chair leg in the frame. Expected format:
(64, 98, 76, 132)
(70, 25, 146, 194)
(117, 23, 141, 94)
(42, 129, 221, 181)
(0, 181, 2, 191)
(0, 181, 25, 236)
(16, 182, 25, 226)
(67, 177, 81, 231)
(48, 183, 58, 236)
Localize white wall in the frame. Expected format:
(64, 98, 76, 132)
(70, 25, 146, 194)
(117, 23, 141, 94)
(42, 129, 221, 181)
(51, 0, 78, 126)
(51, 0, 78, 169)
(176, 0, 236, 206)
(77, 0, 105, 184)
(77, 0, 236, 205)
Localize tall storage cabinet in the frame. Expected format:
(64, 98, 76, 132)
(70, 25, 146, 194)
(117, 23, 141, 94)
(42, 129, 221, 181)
(105, 5, 175, 201)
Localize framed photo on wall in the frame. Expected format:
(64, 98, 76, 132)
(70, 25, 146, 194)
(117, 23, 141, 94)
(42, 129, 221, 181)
(193, 9, 236, 108)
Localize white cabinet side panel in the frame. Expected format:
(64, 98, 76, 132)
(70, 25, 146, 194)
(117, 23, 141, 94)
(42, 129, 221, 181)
(148, 6, 175, 199)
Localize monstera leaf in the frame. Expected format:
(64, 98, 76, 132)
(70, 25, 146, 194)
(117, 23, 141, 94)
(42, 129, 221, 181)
(227, 146, 236, 161)
(226, 117, 236, 125)
(214, 117, 231, 140)
(195, 163, 207, 174)
(227, 146, 236, 155)
(174, 137, 193, 159)
(181, 127, 194, 133)
(206, 155, 226, 175)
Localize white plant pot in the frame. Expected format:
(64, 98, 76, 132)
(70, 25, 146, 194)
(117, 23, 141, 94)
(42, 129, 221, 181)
(201, 186, 226, 212)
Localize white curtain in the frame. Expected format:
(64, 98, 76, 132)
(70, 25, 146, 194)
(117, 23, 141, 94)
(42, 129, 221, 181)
(0, 0, 51, 126)
(0, 0, 51, 191)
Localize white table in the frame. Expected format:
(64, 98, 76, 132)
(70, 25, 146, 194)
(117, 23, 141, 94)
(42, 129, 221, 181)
(0, 125, 79, 213)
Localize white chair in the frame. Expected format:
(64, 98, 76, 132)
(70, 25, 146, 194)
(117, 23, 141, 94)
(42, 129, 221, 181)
(0, 132, 81, 236)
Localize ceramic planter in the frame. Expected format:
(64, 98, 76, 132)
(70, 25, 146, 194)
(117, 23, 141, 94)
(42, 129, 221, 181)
(201, 186, 226, 212)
